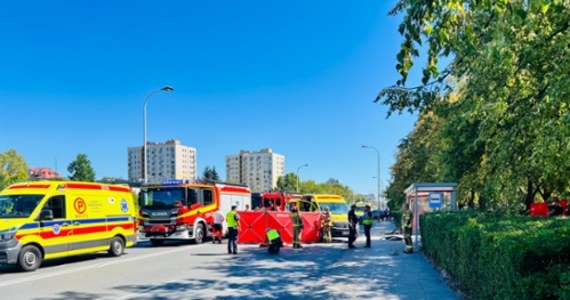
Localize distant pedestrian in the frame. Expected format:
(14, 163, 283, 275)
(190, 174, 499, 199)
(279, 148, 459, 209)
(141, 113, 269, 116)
(321, 207, 332, 243)
(291, 205, 303, 248)
(226, 205, 240, 255)
(212, 210, 224, 244)
(402, 203, 413, 253)
(348, 204, 358, 249)
(245, 204, 250, 211)
(383, 208, 390, 222)
(362, 205, 373, 248)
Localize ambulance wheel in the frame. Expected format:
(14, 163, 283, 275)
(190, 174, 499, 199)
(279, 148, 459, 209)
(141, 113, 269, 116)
(150, 239, 164, 246)
(194, 223, 205, 244)
(18, 245, 42, 272)
(108, 236, 125, 257)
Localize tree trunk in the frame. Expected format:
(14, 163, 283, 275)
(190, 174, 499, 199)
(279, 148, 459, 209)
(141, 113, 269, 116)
(479, 195, 487, 210)
(468, 189, 475, 209)
(525, 178, 535, 210)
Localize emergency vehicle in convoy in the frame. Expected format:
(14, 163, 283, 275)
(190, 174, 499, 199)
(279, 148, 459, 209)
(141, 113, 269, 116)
(0, 181, 138, 272)
(138, 180, 251, 246)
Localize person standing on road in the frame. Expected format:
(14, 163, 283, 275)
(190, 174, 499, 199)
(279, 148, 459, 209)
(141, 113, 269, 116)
(212, 210, 224, 244)
(321, 207, 332, 243)
(348, 204, 358, 249)
(362, 205, 373, 248)
(291, 205, 304, 248)
(402, 203, 413, 253)
(226, 205, 240, 255)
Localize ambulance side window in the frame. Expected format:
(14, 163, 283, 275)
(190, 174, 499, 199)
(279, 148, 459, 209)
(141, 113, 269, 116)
(202, 189, 213, 205)
(45, 196, 66, 219)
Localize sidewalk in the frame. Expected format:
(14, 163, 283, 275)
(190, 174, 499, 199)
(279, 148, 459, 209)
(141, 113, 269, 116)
(315, 221, 460, 299)
(182, 221, 460, 300)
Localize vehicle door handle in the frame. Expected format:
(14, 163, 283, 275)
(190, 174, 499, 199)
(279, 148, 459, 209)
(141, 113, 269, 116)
(73, 222, 80, 226)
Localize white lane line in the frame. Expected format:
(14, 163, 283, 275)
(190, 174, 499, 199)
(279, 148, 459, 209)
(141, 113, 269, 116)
(0, 244, 209, 287)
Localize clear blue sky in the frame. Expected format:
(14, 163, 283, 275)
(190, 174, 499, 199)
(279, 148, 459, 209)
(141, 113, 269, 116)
(0, 1, 419, 197)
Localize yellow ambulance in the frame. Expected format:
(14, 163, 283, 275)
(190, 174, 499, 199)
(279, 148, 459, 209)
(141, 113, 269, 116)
(0, 181, 138, 271)
(294, 194, 350, 237)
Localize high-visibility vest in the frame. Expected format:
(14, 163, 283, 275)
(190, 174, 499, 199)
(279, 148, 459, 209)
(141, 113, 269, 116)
(267, 229, 280, 242)
(226, 210, 238, 228)
(362, 212, 373, 225)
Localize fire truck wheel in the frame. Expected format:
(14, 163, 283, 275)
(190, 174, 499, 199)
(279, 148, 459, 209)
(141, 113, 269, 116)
(108, 236, 125, 257)
(18, 245, 42, 272)
(150, 239, 165, 246)
(194, 223, 205, 244)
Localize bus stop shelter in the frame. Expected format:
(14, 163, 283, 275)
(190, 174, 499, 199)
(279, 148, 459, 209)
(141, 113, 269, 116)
(404, 182, 457, 250)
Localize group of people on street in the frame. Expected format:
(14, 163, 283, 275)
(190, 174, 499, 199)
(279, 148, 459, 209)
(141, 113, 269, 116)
(211, 205, 240, 255)
(212, 202, 412, 254)
(348, 204, 374, 248)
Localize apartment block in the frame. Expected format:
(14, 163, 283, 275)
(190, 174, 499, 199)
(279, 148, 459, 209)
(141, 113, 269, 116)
(128, 139, 196, 184)
(226, 148, 285, 192)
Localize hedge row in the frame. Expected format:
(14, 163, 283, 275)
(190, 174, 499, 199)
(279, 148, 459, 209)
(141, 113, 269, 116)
(420, 211, 570, 299)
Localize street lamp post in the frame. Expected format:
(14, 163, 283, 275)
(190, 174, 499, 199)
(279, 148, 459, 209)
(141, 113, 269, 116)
(362, 145, 381, 211)
(296, 164, 309, 193)
(143, 86, 174, 184)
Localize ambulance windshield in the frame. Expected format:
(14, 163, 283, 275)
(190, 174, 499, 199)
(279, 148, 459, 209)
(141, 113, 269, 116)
(140, 187, 187, 209)
(0, 195, 44, 218)
(318, 202, 349, 215)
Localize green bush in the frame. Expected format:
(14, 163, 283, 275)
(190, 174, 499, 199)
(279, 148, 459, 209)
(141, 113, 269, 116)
(421, 211, 570, 299)
(392, 210, 402, 229)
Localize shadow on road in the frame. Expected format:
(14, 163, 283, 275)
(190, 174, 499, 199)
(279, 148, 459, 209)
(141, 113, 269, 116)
(110, 241, 406, 299)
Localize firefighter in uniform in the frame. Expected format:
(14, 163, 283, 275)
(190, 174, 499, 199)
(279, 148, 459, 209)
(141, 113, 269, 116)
(266, 229, 283, 254)
(362, 205, 374, 248)
(291, 205, 303, 248)
(402, 203, 413, 253)
(321, 207, 332, 243)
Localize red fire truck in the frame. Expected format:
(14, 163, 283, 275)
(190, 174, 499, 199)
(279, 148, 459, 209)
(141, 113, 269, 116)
(251, 192, 301, 211)
(138, 180, 251, 246)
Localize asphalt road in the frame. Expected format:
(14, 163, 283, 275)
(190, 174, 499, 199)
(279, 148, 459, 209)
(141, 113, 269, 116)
(0, 224, 459, 300)
(1, 237, 351, 300)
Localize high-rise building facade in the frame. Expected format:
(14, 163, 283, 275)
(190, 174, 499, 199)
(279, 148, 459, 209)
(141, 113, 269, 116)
(128, 139, 196, 184)
(226, 148, 285, 192)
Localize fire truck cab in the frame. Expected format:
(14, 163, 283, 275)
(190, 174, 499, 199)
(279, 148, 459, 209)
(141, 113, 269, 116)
(251, 192, 301, 211)
(138, 180, 251, 246)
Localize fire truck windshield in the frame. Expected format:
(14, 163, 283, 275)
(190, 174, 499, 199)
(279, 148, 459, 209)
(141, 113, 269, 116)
(140, 187, 194, 209)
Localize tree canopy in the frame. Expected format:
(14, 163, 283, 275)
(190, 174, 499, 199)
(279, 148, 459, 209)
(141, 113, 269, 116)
(67, 153, 96, 182)
(381, 1, 570, 210)
(202, 166, 220, 181)
(277, 173, 360, 204)
(0, 149, 29, 190)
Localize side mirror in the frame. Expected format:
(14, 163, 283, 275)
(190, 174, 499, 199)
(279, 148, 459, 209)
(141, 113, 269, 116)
(40, 209, 54, 221)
